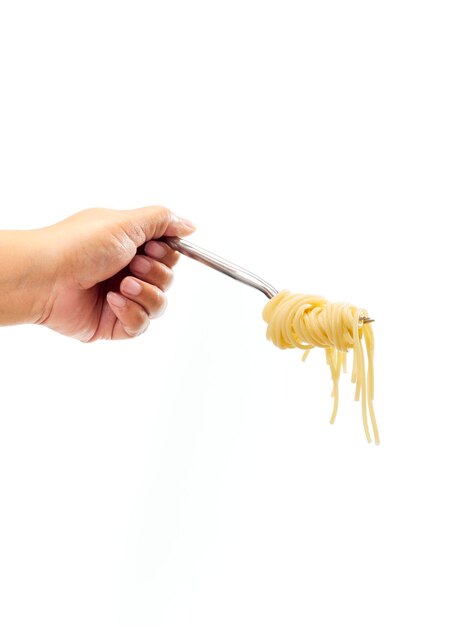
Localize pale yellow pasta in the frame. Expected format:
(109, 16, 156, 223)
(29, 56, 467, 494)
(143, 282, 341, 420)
(262, 290, 379, 444)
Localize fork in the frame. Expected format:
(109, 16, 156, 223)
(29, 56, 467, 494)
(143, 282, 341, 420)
(160, 236, 373, 323)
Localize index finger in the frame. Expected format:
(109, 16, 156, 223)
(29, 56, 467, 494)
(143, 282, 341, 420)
(143, 241, 180, 268)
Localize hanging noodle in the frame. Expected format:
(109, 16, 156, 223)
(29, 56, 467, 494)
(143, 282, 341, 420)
(262, 290, 379, 444)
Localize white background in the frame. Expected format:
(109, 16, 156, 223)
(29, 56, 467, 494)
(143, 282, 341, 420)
(0, 1, 469, 624)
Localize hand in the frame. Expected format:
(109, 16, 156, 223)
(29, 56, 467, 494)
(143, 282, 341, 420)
(0, 206, 196, 341)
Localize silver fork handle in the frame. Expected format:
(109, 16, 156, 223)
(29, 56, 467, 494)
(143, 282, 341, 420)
(160, 236, 278, 299)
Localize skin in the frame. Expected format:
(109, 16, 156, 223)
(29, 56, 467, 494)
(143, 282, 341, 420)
(0, 206, 196, 341)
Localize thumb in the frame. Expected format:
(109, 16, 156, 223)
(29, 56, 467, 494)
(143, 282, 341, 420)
(121, 205, 196, 245)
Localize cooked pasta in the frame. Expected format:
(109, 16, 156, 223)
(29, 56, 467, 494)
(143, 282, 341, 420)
(262, 290, 379, 444)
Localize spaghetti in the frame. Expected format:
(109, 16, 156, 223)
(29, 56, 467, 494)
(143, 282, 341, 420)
(262, 290, 379, 444)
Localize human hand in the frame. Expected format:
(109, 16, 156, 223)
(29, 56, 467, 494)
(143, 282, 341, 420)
(0, 206, 195, 341)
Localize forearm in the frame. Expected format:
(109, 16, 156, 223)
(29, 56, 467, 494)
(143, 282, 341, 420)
(0, 229, 56, 326)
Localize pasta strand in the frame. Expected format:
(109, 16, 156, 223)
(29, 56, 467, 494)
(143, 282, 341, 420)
(262, 290, 379, 444)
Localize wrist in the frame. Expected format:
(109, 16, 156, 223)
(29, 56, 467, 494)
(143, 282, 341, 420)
(0, 228, 58, 326)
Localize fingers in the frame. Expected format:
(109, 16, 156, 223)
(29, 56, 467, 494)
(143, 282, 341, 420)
(144, 241, 180, 268)
(163, 212, 197, 237)
(129, 254, 174, 290)
(102, 205, 194, 340)
(106, 292, 151, 339)
(119, 276, 167, 319)
(121, 205, 196, 244)
(106, 276, 167, 339)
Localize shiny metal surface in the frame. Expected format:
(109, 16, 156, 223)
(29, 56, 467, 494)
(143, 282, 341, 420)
(160, 236, 373, 324)
(161, 236, 278, 299)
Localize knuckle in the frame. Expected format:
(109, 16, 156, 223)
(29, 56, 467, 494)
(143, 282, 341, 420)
(167, 250, 180, 267)
(125, 325, 148, 338)
(153, 205, 172, 226)
(150, 290, 167, 318)
(157, 263, 173, 289)
(124, 310, 149, 337)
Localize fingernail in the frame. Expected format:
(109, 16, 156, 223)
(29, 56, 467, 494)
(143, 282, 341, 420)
(131, 255, 151, 274)
(107, 292, 126, 308)
(122, 277, 142, 296)
(145, 241, 167, 259)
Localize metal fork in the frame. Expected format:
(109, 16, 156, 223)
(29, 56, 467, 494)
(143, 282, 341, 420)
(160, 236, 374, 323)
